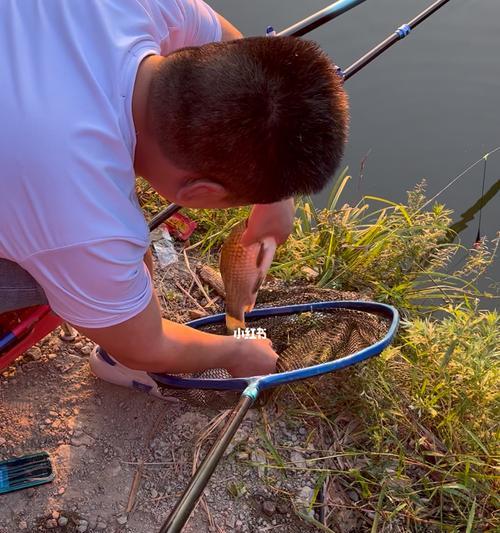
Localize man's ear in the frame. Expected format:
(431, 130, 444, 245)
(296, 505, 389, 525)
(175, 179, 228, 204)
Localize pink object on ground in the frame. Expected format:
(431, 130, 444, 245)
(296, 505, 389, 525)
(163, 213, 197, 241)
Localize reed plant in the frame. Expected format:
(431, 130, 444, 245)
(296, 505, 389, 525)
(137, 173, 499, 531)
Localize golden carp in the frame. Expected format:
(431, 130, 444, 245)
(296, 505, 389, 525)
(219, 219, 276, 334)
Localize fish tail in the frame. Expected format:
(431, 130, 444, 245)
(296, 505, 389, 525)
(225, 315, 246, 335)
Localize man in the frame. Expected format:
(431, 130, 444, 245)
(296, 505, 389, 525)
(0, 0, 348, 389)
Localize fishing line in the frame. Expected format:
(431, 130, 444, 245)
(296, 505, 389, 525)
(420, 146, 500, 211)
(475, 155, 488, 244)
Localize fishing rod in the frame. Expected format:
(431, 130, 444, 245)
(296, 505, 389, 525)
(343, 0, 451, 80)
(149, 0, 451, 232)
(159, 4, 453, 532)
(278, 0, 368, 37)
(148, 0, 369, 232)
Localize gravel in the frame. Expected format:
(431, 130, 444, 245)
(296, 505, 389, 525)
(0, 260, 366, 533)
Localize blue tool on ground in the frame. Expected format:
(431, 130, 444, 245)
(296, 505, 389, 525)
(0, 451, 54, 494)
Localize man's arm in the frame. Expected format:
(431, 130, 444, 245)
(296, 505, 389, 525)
(217, 13, 243, 40)
(75, 287, 277, 377)
(144, 248, 154, 276)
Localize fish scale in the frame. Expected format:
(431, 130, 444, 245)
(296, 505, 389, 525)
(219, 220, 276, 333)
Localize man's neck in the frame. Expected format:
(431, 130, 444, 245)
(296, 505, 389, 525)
(132, 54, 164, 177)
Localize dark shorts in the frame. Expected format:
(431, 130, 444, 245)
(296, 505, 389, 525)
(0, 258, 48, 313)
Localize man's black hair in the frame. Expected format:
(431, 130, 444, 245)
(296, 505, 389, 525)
(149, 36, 349, 204)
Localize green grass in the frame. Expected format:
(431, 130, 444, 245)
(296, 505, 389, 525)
(137, 173, 499, 531)
(274, 176, 498, 312)
(259, 305, 499, 531)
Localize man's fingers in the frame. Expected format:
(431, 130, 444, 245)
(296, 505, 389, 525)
(239, 228, 257, 247)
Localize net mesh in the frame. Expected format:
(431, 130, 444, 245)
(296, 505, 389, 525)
(154, 285, 390, 408)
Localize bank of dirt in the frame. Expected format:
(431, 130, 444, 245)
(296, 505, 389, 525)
(0, 251, 378, 533)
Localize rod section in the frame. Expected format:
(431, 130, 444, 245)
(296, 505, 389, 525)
(343, 0, 451, 80)
(278, 0, 368, 37)
(159, 393, 255, 533)
(148, 203, 182, 232)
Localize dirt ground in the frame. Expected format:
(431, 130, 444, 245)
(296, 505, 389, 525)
(0, 251, 374, 533)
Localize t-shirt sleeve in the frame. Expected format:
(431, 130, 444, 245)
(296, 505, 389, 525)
(20, 239, 153, 328)
(165, 0, 222, 49)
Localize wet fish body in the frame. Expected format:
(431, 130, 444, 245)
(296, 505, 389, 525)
(219, 220, 276, 334)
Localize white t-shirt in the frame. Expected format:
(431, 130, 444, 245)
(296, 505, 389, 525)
(0, 0, 221, 327)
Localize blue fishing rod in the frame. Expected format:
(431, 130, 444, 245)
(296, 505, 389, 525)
(159, 2, 453, 532)
(342, 0, 451, 80)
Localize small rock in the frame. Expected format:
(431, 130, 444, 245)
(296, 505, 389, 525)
(46, 519, 58, 529)
(250, 449, 267, 478)
(117, 515, 128, 525)
(262, 500, 276, 517)
(96, 522, 107, 530)
(150, 488, 158, 498)
(58, 487, 66, 495)
(71, 434, 95, 447)
(301, 266, 318, 281)
(0, 437, 6, 446)
(347, 489, 360, 502)
(28, 347, 42, 360)
(81, 346, 92, 355)
(51, 511, 60, 520)
(296, 486, 314, 517)
(290, 451, 306, 469)
(277, 502, 289, 514)
(58, 517, 68, 527)
(47, 353, 58, 360)
(49, 411, 59, 417)
(77, 520, 88, 532)
(18, 521, 28, 530)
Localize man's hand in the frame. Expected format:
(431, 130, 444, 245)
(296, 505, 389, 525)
(75, 289, 278, 377)
(240, 198, 296, 247)
(227, 338, 278, 378)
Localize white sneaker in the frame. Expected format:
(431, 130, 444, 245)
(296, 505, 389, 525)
(89, 346, 177, 402)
